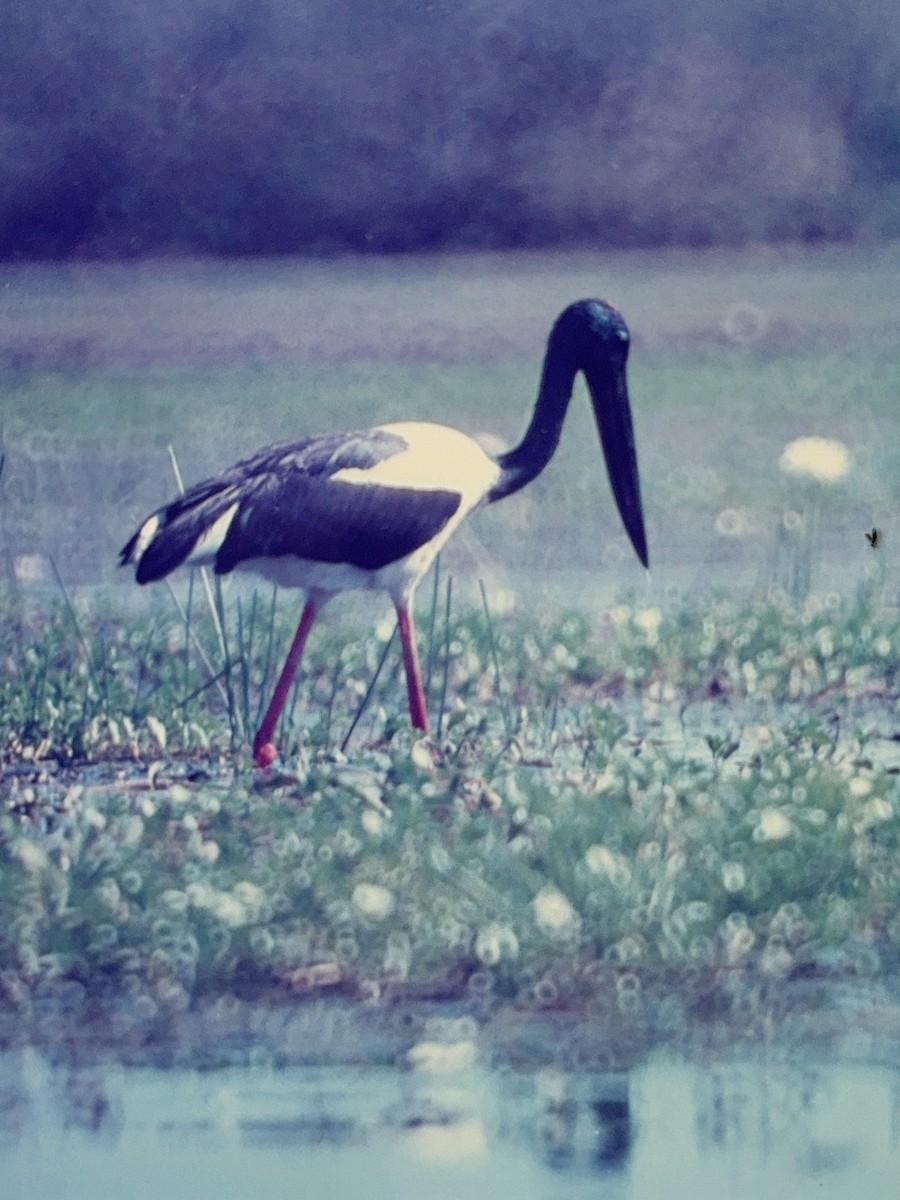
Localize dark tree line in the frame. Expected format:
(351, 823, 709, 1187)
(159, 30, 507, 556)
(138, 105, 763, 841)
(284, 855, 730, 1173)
(2, 0, 899, 259)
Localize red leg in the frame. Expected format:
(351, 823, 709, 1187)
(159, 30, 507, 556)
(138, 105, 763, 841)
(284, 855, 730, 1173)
(396, 605, 429, 732)
(253, 596, 318, 768)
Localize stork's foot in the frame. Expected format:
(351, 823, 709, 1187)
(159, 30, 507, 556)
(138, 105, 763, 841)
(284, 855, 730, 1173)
(254, 738, 278, 769)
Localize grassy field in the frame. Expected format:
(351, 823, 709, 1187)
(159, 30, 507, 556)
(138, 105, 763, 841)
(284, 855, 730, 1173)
(0, 247, 898, 1041)
(2, 244, 899, 589)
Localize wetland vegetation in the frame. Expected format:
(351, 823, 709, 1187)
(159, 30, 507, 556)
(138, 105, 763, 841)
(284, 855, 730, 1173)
(0, 248, 898, 1050)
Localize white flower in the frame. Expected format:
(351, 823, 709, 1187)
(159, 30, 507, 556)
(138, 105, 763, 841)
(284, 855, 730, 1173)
(11, 839, 48, 873)
(352, 883, 395, 920)
(375, 615, 395, 641)
(410, 740, 434, 773)
(860, 797, 893, 827)
(484, 587, 516, 616)
(533, 886, 579, 936)
(585, 845, 632, 886)
(474, 922, 519, 965)
(210, 893, 248, 928)
(815, 626, 835, 658)
(145, 714, 167, 750)
(159, 888, 189, 913)
(721, 862, 746, 892)
(233, 881, 265, 920)
(187, 883, 249, 927)
(754, 807, 793, 842)
(627, 606, 663, 651)
(779, 436, 849, 483)
(185, 882, 213, 906)
(360, 809, 387, 839)
(760, 940, 794, 976)
(725, 926, 756, 964)
(609, 605, 632, 628)
(634, 607, 662, 641)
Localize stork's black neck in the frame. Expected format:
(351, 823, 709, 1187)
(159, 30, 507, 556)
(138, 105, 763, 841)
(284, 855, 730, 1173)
(489, 328, 580, 502)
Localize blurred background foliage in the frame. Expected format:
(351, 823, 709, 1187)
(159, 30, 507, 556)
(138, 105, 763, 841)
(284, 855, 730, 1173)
(2, 0, 900, 259)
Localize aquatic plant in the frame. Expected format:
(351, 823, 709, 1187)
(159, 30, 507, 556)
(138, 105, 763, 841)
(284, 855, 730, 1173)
(774, 436, 852, 600)
(0, 587, 897, 1029)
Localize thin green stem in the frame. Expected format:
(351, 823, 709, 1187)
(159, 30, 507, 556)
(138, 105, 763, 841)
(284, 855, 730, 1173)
(341, 626, 398, 754)
(213, 574, 241, 747)
(165, 579, 229, 708)
(424, 554, 441, 705)
(168, 443, 226, 660)
(49, 556, 99, 702)
(436, 575, 453, 739)
(255, 586, 280, 728)
(479, 578, 511, 738)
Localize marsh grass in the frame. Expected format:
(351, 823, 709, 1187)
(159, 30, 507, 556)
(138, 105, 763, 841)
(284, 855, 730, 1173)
(1, 583, 898, 1031)
(1, 580, 896, 764)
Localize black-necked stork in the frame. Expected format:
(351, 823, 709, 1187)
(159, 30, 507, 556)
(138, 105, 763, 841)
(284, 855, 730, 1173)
(121, 299, 648, 767)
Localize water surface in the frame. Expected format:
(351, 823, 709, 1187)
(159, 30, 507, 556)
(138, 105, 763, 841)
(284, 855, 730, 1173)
(1, 1034, 898, 1200)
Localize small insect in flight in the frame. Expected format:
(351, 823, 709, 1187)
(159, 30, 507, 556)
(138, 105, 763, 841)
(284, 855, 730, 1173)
(865, 527, 881, 549)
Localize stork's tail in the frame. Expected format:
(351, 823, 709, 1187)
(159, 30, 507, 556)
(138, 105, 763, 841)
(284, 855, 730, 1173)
(120, 512, 165, 581)
(120, 491, 240, 584)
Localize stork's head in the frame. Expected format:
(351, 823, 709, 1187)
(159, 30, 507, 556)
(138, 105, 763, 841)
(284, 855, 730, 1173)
(553, 299, 647, 569)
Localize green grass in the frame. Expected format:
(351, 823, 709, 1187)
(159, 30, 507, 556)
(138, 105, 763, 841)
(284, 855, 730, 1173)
(0, 586, 897, 1031)
(3, 248, 899, 607)
(5, 344, 897, 601)
(5, 345, 900, 451)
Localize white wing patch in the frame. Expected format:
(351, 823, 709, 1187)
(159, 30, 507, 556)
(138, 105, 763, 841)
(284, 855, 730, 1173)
(184, 501, 240, 566)
(332, 422, 499, 505)
(230, 423, 502, 606)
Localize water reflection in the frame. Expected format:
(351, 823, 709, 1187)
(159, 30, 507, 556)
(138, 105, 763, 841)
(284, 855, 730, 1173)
(530, 1069, 632, 1173)
(0, 1038, 898, 1199)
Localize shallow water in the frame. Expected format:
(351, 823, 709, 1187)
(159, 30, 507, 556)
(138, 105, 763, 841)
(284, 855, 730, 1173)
(1, 1035, 898, 1200)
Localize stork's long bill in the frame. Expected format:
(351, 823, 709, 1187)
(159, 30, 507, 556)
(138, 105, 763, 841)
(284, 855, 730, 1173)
(121, 299, 648, 766)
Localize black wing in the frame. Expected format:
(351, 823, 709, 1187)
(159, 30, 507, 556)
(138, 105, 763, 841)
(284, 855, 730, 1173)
(122, 429, 462, 583)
